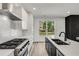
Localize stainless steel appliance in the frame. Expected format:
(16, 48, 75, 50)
(0, 38, 29, 56)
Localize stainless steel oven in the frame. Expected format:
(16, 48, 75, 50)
(0, 38, 29, 56)
(14, 40, 29, 56)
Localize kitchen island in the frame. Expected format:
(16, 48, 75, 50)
(46, 37, 79, 56)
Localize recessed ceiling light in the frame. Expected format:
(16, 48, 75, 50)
(67, 11, 70, 14)
(33, 8, 36, 10)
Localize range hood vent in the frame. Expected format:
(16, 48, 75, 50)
(0, 3, 21, 21)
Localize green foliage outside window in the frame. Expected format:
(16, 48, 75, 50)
(39, 20, 54, 35)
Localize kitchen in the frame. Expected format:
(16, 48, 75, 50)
(0, 3, 79, 56)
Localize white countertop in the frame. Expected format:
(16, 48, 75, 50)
(0, 49, 14, 56)
(47, 37, 79, 56)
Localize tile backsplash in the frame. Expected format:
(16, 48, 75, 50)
(0, 15, 22, 43)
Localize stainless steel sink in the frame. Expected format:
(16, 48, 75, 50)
(52, 39, 69, 45)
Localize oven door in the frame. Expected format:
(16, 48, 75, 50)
(18, 44, 28, 56)
(14, 41, 29, 56)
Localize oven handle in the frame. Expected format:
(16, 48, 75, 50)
(23, 47, 28, 56)
(14, 41, 29, 56)
(20, 41, 29, 51)
(18, 44, 28, 56)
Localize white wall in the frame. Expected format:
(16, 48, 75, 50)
(33, 16, 65, 42)
(54, 17, 65, 41)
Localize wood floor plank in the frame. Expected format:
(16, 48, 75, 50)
(30, 42, 48, 56)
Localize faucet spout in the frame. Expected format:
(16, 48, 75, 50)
(59, 32, 67, 41)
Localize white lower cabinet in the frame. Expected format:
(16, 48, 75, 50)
(56, 49, 64, 56)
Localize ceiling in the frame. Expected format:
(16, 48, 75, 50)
(20, 3, 79, 17)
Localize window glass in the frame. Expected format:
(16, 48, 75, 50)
(39, 20, 54, 35)
(39, 21, 46, 35)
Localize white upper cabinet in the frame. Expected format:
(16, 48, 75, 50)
(22, 8, 28, 29)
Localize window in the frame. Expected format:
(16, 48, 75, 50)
(39, 20, 54, 35)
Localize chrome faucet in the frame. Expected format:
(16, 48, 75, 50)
(59, 32, 67, 41)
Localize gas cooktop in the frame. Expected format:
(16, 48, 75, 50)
(0, 38, 27, 49)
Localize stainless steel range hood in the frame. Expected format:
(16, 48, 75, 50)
(0, 3, 21, 21)
(0, 10, 21, 21)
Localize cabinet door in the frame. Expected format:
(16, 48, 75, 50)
(45, 37, 49, 53)
(22, 8, 28, 29)
(48, 42, 51, 56)
(66, 15, 79, 41)
(51, 43, 56, 56)
(49, 40, 56, 56)
(45, 38, 56, 56)
(45, 37, 47, 50)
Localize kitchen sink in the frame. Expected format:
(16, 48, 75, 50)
(52, 39, 69, 45)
